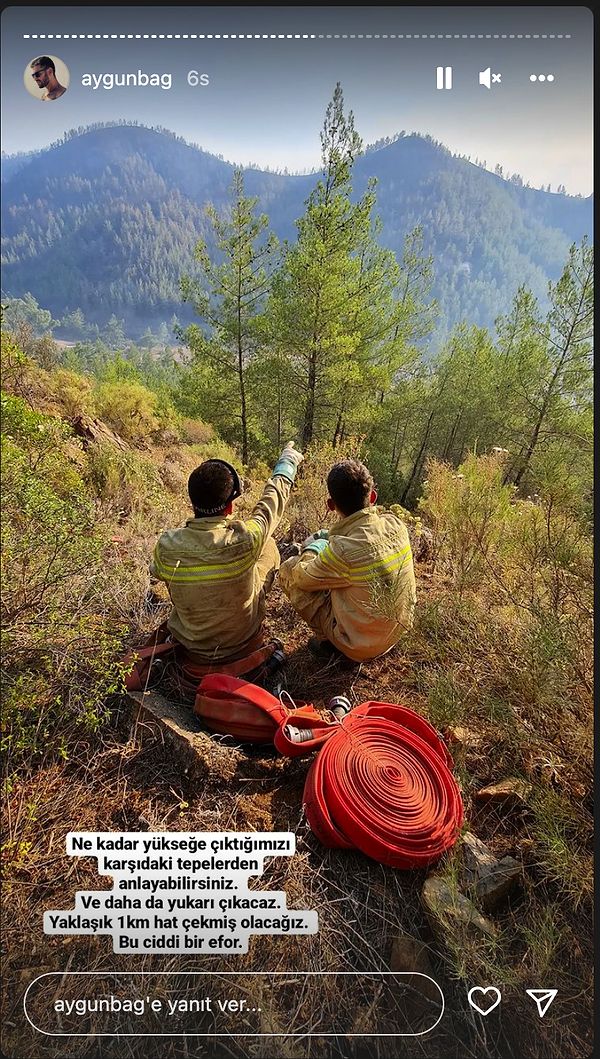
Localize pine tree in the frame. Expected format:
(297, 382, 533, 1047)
(180, 169, 277, 463)
(507, 239, 594, 488)
(267, 84, 370, 447)
(103, 315, 127, 350)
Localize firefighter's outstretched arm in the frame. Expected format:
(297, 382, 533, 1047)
(245, 441, 304, 556)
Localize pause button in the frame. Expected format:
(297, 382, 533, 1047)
(436, 66, 453, 90)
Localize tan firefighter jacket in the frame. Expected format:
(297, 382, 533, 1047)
(280, 507, 416, 662)
(151, 475, 291, 661)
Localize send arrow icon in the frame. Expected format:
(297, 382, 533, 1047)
(526, 989, 558, 1017)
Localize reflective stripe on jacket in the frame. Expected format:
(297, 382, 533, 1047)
(280, 507, 416, 661)
(151, 475, 291, 660)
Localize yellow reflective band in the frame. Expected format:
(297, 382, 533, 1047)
(245, 518, 263, 537)
(244, 518, 265, 557)
(321, 543, 349, 574)
(346, 563, 410, 584)
(345, 548, 413, 582)
(154, 551, 255, 575)
(153, 561, 255, 583)
(347, 544, 412, 575)
(153, 550, 256, 582)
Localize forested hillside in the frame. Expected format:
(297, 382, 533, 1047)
(1, 121, 592, 340)
(3, 87, 593, 511)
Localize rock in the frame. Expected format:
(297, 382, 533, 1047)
(125, 687, 238, 782)
(461, 832, 521, 910)
(461, 832, 497, 881)
(422, 877, 496, 944)
(476, 858, 521, 910)
(155, 428, 180, 446)
(72, 413, 128, 451)
(446, 726, 482, 750)
(390, 932, 435, 977)
(160, 460, 187, 493)
(474, 778, 532, 808)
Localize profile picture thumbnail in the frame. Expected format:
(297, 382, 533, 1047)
(24, 55, 69, 101)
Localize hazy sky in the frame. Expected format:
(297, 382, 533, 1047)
(0, 6, 594, 194)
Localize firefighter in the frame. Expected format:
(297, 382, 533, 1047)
(151, 443, 303, 662)
(279, 459, 416, 662)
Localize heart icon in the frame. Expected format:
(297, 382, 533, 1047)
(468, 986, 502, 1016)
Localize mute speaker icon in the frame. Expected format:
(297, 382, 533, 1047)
(479, 67, 492, 89)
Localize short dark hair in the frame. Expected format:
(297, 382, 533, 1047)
(31, 56, 55, 74)
(188, 461, 235, 517)
(327, 459, 374, 517)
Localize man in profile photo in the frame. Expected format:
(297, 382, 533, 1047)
(30, 56, 66, 101)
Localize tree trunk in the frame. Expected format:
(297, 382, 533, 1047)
(238, 368, 248, 465)
(332, 409, 343, 448)
(511, 260, 590, 488)
(237, 287, 248, 465)
(512, 355, 566, 487)
(392, 419, 408, 474)
(442, 411, 462, 462)
(512, 403, 545, 488)
(302, 350, 317, 448)
(401, 411, 433, 505)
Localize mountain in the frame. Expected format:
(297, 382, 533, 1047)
(0, 150, 41, 183)
(1, 124, 592, 341)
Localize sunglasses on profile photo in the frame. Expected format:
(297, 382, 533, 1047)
(31, 69, 48, 80)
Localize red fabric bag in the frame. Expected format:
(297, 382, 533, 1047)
(194, 674, 328, 744)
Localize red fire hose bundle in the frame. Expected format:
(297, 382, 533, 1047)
(302, 702, 464, 869)
(196, 676, 463, 869)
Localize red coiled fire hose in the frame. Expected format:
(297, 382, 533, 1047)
(302, 702, 464, 869)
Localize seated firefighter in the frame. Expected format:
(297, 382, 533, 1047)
(151, 444, 303, 663)
(279, 459, 416, 663)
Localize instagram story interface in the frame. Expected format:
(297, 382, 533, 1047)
(0, 6, 593, 1059)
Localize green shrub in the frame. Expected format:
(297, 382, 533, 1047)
(415, 451, 592, 740)
(85, 441, 173, 526)
(1, 394, 128, 772)
(0, 342, 246, 775)
(179, 417, 215, 446)
(420, 452, 515, 592)
(1, 626, 127, 769)
(0, 328, 28, 395)
(189, 438, 242, 472)
(94, 380, 160, 444)
(48, 367, 95, 420)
